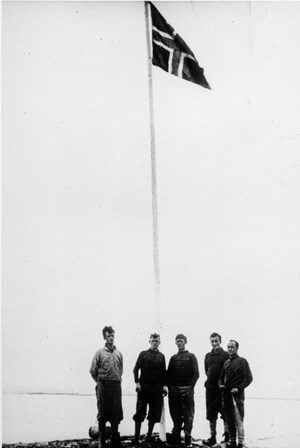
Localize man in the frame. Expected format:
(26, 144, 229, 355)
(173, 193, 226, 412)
(203, 332, 229, 446)
(167, 334, 199, 448)
(132, 333, 167, 444)
(219, 340, 253, 448)
(90, 326, 123, 448)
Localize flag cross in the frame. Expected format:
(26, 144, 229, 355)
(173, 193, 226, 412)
(153, 26, 197, 79)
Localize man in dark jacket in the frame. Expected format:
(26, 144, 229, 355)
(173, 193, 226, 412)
(167, 334, 199, 447)
(203, 332, 229, 446)
(219, 340, 253, 448)
(132, 333, 167, 444)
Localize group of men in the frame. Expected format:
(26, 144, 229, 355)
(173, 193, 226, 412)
(90, 327, 253, 448)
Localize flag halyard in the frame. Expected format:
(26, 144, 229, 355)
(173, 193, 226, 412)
(150, 2, 210, 89)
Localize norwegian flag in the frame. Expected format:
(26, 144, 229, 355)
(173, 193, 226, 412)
(150, 2, 210, 89)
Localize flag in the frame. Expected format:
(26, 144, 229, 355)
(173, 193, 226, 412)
(149, 2, 210, 89)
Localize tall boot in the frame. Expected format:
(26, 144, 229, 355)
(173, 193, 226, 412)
(203, 420, 216, 446)
(111, 422, 122, 448)
(98, 421, 106, 448)
(184, 433, 192, 448)
(145, 422, 155, 443)
(132, 421, 142, 445)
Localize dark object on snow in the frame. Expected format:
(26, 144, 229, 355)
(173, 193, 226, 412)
(89, 425, 112, 440)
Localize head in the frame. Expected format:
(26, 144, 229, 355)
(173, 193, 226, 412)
(227, 340, 239, 357)
(175, 334, 187, 351)
(210, 332, 222, 351)
(102, 326, 115, 345)
(149, 333, 161, 351)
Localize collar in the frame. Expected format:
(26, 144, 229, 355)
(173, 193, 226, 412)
(211, 347, 223, 354)
(104, 343, 116, 353)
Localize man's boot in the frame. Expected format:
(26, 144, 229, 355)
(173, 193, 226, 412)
(202, 436, 216, 447)
(111, 432, 122, 448)
(221, 432, 229, 443)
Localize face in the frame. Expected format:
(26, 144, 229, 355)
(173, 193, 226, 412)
(150, 337, 161, 350)
(227, 341, 238, 357)
(210, 336, 221, 351)
(105, 332, 115, 345)
(176, 338, 186, 351)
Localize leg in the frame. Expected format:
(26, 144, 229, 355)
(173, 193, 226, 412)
(182, 389, 195, 446)
(222, 392, 237, 447)
(96, 382, 107, 448)
(147, 386, 163, 440)
(110, 420, 121, 448)
(132, 388, 148, 443)
(147, 421, 155, 437)
(203, 388, 219, 446)
(232, 395, 245, 448)
(98, 419, 106, 448)
(168, 390, 182, 444)
(132, 421, 142, 444)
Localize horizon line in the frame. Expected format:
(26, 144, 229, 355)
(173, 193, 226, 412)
(3, 391, 300, 401)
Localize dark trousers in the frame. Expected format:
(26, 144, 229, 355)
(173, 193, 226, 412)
(222, 391, 245, 442)
(168, 386, 195, 437)
(133, 384, 164, 423)
(96, 380, 123, 426)
(205, 387, 224, 421)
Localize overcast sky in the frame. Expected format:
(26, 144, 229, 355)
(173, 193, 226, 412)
(2, 1, 300, 402)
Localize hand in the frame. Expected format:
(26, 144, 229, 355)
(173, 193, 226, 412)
(135, 382, 141, 393)
(231, 388, 239, 394)
(163, 386, 168, 397)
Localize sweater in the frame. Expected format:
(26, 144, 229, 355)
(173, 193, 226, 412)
(167, 350, 199, 387)
(90, 345, 123, 382)
(204, 347, 229, 388)
(133, 349, 166, 386)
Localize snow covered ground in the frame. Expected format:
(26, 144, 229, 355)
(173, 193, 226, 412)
(2, 394, 299, 447)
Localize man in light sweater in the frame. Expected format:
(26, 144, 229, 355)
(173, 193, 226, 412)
(90, 326, 123, 448)
(167, 334, 199, 448)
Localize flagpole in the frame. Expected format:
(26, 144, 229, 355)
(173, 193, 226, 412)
(144, 1, 161, 332)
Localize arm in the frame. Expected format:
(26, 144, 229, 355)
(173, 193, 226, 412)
(133, 352, 142, 391)
(90, 352, 100, 382)
(204, 354, 209, 376)
(120, 352, 123, 376)
(237, 358, 253, 390)
(218, 362, 227, 389)
(190, 354, 199, 387)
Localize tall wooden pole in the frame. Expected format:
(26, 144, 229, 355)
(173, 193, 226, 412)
(144, 1, 161, 332)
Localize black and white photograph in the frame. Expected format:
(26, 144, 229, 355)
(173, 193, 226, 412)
(2, 1, 300, 448)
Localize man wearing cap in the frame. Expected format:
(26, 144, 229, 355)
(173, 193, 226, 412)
(167, 334, 199, 447)
(219, 340, 253, 448)
(132, 333, 167, 444)
(90, 326, 123, 448)
(203, 332, 229, 446)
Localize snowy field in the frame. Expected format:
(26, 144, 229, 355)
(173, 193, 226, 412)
(2, 394, 299, 448)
